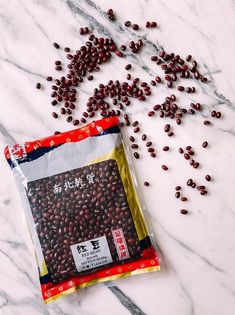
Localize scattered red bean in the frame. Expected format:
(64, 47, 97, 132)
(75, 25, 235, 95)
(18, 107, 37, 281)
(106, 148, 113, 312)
(177, 86, 185, 91)
(180, 209, 188, 215)
(116, 51, 124, 57)
(134, 152, 139, 159)
(163, 146, 169, 151)
(125, 64, 132, 70)
(148, 111, 155, 117)
(175, 192, 180, 198)
(131, 144, 138, 149)
(204, 120, 211, 126)
(187, 179, 193, 186)
(150, 22, 157, 28)
(181, 197, 187, 201)
(132, 24, 139, 30)
(129, 136, 135, 142)
(145, 21, 150, 28)
(53, 42, 60, 49)
(124, 21, 131, 27)
(142, 134, 147, 141)
(144, 181, 150, 186)
(161, 165, 168, 171)
(205, 175, 211, 181)
(202, 141, 208, 148)
(36, 82, 41, 89)
(164, 124, 170, 132)
(73, 120, 79, 126)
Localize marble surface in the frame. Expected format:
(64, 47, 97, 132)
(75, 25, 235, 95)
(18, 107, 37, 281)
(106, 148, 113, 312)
(0, 0, 235, 314)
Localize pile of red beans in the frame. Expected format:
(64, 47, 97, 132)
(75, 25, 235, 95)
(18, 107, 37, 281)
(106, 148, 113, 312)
(35, 10, 222, 215)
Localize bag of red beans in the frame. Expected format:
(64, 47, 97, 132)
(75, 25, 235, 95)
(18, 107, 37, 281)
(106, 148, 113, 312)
(4, 117, 161, 303)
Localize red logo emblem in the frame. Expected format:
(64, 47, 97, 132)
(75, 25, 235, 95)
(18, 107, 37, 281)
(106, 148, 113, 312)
(10, 144, 27, 160)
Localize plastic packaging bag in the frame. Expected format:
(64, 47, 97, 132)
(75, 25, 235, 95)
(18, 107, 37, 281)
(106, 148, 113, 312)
(4, 117, 161, 303)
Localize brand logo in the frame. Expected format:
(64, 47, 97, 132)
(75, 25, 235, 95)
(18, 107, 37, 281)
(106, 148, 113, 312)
(10, 144, 27, 161)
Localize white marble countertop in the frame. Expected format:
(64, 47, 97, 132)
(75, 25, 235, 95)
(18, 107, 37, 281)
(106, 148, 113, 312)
(0, 0, 235, 314)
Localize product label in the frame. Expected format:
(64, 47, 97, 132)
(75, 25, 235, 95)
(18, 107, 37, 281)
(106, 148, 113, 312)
(112, 228, 130, 260)
(70, 236, 113, 272)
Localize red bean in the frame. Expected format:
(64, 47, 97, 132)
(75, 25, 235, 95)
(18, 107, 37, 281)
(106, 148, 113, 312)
(164, 124, 170, 132)
(204, 120, 211, 126)
(187, 179, 193, 186)
(53, 42, 60, 49)
(177, 86, 185, 91)
(205, 175, 211, 181)
(134, 152, 139, 159)
(66, 116, 72, 122)
(161, 165, 168, 171)
(163, 146, 169, 151)
(175, 192, 180, 198)
(36, 82, 41, 89)
(144, 181, 150, 186)
(202, 141, 208, 148)
(150, 22, 157, 27)
(142, 134, 147, 141)
(132, 24, 139, 30)
(197, 186, 206, 191)
(73, 120, 79, 126)
(131, 144, 139, 149)
(148, 111, 155, 117)
(146, 141, 152, 147)
(146, 21, 150, 28)
(116, 51, 124, 57)
(55, 65, 62, 71)
(181, 197, 187, 201)
(180, 209, 188, 215)
(124, 21, 131, 27)
(175, 186, 181, 191)
(153, 104, 161, 111)
(150, 152, 156, 158)
(155, 76, 161, 83)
